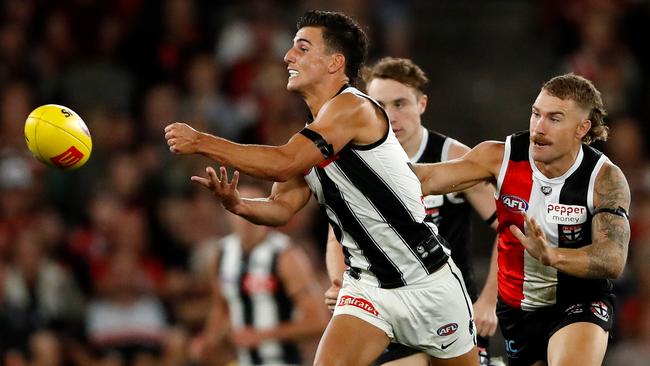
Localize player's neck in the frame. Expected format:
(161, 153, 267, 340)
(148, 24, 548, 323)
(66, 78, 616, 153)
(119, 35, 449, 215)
(240, 229, 269, 252)
(534, 144, 582, 179)
(302, 78, 349, 118)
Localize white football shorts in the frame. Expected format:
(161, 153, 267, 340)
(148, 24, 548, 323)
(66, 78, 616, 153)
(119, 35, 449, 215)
(333, 258, 476, 359)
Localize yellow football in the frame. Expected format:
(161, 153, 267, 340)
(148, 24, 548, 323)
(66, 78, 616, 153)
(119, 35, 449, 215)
(24, 104, 92, 169)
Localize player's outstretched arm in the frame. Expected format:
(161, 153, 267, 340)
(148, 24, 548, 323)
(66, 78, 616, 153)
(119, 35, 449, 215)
(510, 162, 631, 279)
(416, 141, 503, 195)
(165, 93, 381, 182)
(192, 166, 312, 227)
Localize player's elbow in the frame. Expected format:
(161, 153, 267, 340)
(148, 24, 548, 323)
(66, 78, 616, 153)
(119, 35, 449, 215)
(266, 152, 304, 182)
(610, 245, 630, 279)
(608, 256, 627, 279)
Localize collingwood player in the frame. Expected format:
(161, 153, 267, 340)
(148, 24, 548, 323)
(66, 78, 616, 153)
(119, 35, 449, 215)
(166, 10, 479, 366)
(325, 57, 500, 366)
(194, 180, 328, 365)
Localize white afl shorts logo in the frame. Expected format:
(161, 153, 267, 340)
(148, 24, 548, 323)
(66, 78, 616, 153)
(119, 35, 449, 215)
(436, 322, 458, 336)
(546, 203, 587, 225)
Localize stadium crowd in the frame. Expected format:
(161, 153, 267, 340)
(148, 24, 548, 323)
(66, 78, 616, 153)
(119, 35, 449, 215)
(1, 1, 649, 365)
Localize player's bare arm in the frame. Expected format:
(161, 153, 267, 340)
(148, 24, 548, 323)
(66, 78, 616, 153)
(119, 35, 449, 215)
(260, 246, 329, 342)
(446, 139, 500, 338)
(192, 166, 312, 226)
(511, 162, 630, 279)
(164, 93, 385, 182)
(416, 140, 503, 195)
(194, 250, 230, 359)
(587, 162, 631, 278)
(325, 226, 346, 312)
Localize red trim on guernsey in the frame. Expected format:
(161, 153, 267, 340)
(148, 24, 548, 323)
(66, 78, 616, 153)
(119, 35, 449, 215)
(317, 154, 340, 168)
(496, 160, 533, 308)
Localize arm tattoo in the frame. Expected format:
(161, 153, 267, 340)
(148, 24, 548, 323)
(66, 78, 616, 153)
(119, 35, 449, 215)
(588, 163, 631, 278)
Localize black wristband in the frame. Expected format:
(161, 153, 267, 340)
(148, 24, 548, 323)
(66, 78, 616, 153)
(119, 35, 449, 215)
(593, 206, 629, 220)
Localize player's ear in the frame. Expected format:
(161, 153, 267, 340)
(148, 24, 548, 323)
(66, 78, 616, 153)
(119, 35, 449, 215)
(418, 94, 428, 114)
(328, 53, 345, 74)
(576, 118, 592, 140)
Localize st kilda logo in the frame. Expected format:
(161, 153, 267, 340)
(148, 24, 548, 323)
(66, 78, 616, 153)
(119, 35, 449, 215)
(590, 301, 610, 322)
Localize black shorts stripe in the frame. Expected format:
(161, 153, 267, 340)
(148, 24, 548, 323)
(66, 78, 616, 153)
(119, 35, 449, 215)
(316, 167, 406, 288)
(448, 262, 476, 345)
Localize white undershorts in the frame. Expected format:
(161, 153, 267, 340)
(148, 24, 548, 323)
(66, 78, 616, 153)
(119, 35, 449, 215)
(332, 258, 476, 359)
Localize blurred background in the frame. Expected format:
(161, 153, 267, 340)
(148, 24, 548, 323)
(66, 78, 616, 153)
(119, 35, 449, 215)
(1, 0, 649, 365)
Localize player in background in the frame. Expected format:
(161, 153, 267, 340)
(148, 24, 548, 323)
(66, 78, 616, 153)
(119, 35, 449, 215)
(193, 179, 328, 365)
(415, 73, 630, 366)
(324, 57, 500, 366)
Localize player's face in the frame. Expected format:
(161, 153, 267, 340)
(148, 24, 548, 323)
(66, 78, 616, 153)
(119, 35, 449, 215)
(529, 90, 591, 164)
(283, 27, 333, 92)
(366, 78, 426, 146)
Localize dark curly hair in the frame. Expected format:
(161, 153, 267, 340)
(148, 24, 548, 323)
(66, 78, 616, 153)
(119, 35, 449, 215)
(542, 73, 609, 145)
(297, 10, 368, 84)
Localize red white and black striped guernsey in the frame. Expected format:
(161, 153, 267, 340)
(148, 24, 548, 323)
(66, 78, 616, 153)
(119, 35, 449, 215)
(303, 86, 449, 289)
(495, 130, 613, 310)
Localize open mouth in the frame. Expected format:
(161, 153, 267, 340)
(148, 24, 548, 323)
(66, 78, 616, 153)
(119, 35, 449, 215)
(288, 70, 299, 79)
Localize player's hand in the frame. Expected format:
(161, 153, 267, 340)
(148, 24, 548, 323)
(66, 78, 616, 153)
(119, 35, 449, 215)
(324, 278, 342, 313)
(191, 166, 243, 212)
(165, 122, 201, 154)
(231, 327, 265, 349)
(473, 295, 498, 337)
(510, 214, 556, 266)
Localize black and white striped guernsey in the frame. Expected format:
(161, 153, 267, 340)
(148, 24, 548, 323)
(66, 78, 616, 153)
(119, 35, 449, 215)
(218, 231, 301, 366)
(415, 129, 479, 301)
(303, 86, 449, 289)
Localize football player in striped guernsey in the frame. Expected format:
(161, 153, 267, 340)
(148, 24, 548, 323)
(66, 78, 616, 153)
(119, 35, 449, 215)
(325, 57, 501, 366)
(166, 10, 479, 366)
(416, 73, 631, 366)
(194, 180, 328, 365)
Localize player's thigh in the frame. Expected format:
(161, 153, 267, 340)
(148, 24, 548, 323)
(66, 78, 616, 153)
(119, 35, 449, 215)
(429, 346, 479, 366)
(378, 347, 480, 366)
(380, 352, 429, 366)
(314, 314, 391, 366)
(547, 322, 608, 366)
